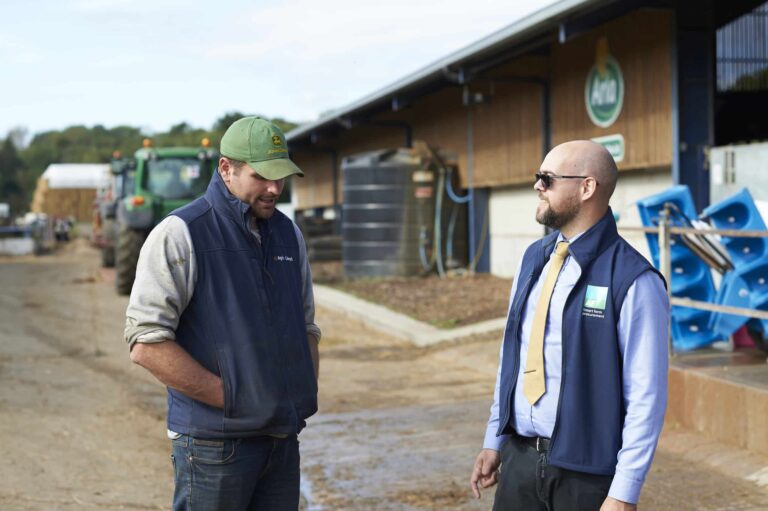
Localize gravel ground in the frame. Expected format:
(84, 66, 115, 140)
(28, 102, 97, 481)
(312, 261, 513, 328)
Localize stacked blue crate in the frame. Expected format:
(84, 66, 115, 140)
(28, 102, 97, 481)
(709, 271, 751, 336)
(702, 188, 768, 342)
(637, 185, 719, 350)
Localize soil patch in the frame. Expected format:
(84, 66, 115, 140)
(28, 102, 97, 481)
(313, 261, 512, 328)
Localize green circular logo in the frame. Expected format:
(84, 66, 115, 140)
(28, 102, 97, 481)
(585, 57, 624, 128)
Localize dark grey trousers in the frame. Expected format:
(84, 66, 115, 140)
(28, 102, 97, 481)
(492, 437, 613, 511)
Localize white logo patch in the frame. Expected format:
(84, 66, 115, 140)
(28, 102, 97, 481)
(582, 285, 609, 319)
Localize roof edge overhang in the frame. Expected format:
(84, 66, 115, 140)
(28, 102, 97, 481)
(287, 0, 611, 144)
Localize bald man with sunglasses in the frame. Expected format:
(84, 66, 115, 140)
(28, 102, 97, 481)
(470, 141, 669, 511)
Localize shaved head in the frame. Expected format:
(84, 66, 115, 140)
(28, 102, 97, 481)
(545, 140, 618, 203)
(535, 140, 619, 237)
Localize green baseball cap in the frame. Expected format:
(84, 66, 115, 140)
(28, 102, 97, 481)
(220, 116, 304, 179)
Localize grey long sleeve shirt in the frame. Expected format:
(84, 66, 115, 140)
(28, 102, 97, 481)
(124, 214, 321, 348)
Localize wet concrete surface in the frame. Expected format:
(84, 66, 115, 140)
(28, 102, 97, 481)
(299, 308, 494, 510)
(304, 305, 768, 510)
(302, 402, 490, 510)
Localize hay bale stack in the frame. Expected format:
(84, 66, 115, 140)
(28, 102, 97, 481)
(30, 164, 110, 222)
(31, 179, 97, 222)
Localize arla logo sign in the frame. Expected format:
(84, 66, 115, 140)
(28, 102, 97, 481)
(584, 38, 624, 128)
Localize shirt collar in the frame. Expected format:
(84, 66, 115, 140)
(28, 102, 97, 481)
(557, 230, 585, 245)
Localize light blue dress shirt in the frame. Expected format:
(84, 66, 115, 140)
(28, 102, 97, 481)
(483, 232, 669, 504)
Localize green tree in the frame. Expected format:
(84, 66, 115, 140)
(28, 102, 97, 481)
(213, 111, 248, 133)
(10, 112, 302, 214)
(732, 66, 768, 91)
(8, 126, 28, 150)
(169, 122, 191, 136)
(0, 137, 26, 216)
(270, 117, 298, 134)
(212, 112, 297, 135)
(153, 124, 214, 148)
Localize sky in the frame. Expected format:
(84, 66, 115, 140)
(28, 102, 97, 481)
(1, 0, 557, 142)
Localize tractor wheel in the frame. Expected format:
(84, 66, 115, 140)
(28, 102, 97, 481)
(102, 246, 116, 268)
(115, 225, 146, 295)
(101, 219, 116, 268)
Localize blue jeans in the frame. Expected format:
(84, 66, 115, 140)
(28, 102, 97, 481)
(170, 434, 300, 511)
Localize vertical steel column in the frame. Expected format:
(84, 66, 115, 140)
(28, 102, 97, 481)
(676, 4, 715, 210)
(658, 205, 674, 358)
(671, 10, 680, 186)
(541, 79, 551, 155)
(465, 88, 476, 273)
(330, 150, 341, 234)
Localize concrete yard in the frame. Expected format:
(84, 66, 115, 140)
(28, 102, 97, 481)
(1, 239, 767, 510)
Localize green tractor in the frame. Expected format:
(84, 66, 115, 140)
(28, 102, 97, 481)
(112, 140, 218, 295)
(92, 156, 134, 268)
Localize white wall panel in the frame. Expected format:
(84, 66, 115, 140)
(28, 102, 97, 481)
(489, 169, 672, 277)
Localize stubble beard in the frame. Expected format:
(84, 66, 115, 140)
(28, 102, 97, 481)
(252, 194, 281, 220)
(252, 204, 276, 220)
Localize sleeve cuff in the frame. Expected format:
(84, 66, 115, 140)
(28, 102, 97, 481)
(483, 427, 507, 451)
(607, 470, 643, 504)
(125, 327, 176, 350)
(307, 324, 321, 342)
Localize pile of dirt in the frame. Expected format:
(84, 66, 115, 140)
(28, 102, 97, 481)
(312, 261, 512, 328)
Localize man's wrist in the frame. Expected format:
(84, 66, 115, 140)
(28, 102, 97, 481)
(607, 470, 642, 505)
(482, 429, 506, 451)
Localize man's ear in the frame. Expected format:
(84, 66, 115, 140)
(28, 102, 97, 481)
(218, 157, 231, 182)
(581, 177, 598, 202)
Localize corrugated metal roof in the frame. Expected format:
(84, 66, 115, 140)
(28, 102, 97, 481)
(41, 164, 111, 189)
(287, 0, 604, 142)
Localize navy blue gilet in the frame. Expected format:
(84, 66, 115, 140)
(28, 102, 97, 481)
(167, 171, 317, 439)
(497, 209, 663, 475)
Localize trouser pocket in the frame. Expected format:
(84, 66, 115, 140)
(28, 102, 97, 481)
(190, 438, 240, 465)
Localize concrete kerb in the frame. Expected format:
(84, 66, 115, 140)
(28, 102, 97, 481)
(314, 284, 507, 346)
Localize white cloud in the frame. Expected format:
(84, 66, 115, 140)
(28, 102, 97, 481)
(0, 35, 43, 64)
(69, 0, 136, 10)
(89, 55, 145, 69)
(209, 0, 553, 62)
(67, 0, 182, 13)
(2, 0, 558, 136)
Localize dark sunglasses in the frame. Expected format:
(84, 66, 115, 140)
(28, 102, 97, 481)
(535, 172, 597, 190)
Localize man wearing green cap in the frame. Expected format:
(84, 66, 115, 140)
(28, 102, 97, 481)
(125, 116, 320, 510)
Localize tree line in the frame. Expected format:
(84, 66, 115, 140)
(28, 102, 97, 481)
(0, 112, 297, 218)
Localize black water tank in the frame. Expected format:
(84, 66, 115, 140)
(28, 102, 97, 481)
(342, 148, 467, 278)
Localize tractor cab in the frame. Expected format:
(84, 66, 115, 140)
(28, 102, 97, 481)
(114, 139, 218, 294)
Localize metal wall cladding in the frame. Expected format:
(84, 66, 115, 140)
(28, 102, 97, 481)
(342, 148, 466, 278)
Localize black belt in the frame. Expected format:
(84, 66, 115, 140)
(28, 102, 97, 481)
(519, 435, 551, 453)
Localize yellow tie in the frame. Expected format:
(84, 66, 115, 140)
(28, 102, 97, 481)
(523, 241, 570, 405)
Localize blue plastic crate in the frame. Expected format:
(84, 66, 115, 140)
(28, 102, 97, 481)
(709, 271, 751, 337)
(702, 188, 768, 265)
(637, 185, 700, 264)
(738, 260, 768, 309)
(670, 309, 721, 351)
(669, 254, 714, 293)
(637, 185, 718, 350)
(637, 185, 698, 222)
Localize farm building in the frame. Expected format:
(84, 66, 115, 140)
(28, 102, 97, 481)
(287, 0, 768, 277)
